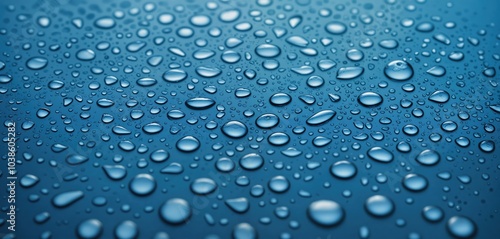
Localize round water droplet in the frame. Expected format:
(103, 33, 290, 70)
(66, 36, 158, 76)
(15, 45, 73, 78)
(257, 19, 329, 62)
(255, 44, 281, 58)
(307, 75, 325, 88)
(163, 69, 187, 82)
(221, 121, 248, 138)
(176, 136, 200, 152)
(384, 60, 414, 81)
(129, 174, 156, 196)
(446, 216, 476, 238)
(365, 195, 394, 217)
(422, 206, 444, 222)
(402, 174, 428, 191)
(268, 175, 289, 193)
(308, 200, 344, 227)
(160, 198, 191, 224)
(190, 15, 211, 27)
(268, 132, 290, 146)
(346, 49, 364, 61)
(216, 157, 235, 172)
(358, 92, 383, 107)
(256, 113, 280, 129)
(416, 149, 440, 166)
(367, 147, 393, 163)
(330, 161, 357, 179)
(233, 223, 257, 239)
(94, 17, 116, 29)
(378, 39, 399, 49)
(191, 178, 217, 195)
(478, 140, 495, 153)
(114, 220, 138, 239)
(325, 21, 347, 34)
(240, 153, 264, 170)
(270, 93, 292, 106)
(403, 124, 419, 136)
(77, 219, 103, 239)
(76, 49, 96, 61)
(26, 57, 48, 70)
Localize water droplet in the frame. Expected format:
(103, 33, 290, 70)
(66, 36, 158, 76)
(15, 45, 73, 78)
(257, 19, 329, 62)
(195, 66, 221, 78)
(20, 174, 39, 188)
(255, 44, 281, 58)
(233, 223, 257, 239)
(66, 154, 89, 165)
(268, 175, 289, 193)
(378, 39, 399, 49)
(416, 149, 440, 166)
(446, 216, 476, 238)
(191, 178, 217, 195)
(268, 132, 290, 146)
(76, 49, 96, 61)
(367, 147, 393, 163)
(358, 92, 383, 107)
(136, 77, 157, 87)
(337, 67, 364, 79)
(160, 198, 191, 224)
(286, 36, 309, 47)
(225, 197, 249, 213)
(325, 21, 347, 34)
(330, 161, 357, 179)
(426, 66, 446, 77)
(402, 174, 428, 191)
(190, 15, 211, 27)
(416, 22, 434, 32)
(163, 69, 188, 82)
(129, 174, 156, 196)
(306, 110, 336, 125)
(114, 220, 138, 239)
(0, 74, 12, 84)
(365, 195, 394, 217)
(307, 75, 325, 88)
(240, 153, 264, 170)
(270, 93, 292, 106)
(256, 113, 280, 129)
(26, 57, 48, 70)
(478, 140, 495, 153)
(94, 17, 116, 29)
(221, 121, 248, 138)
(384, 60, 414, 81)
(448, 51, 464, 61)
(176, 136, 200, 152)
(428, 90, 450, 103)
(422, 206, 444, 222)
(77, 219, 103, 239)
(103, 165, 127, 180)
(52, 190, 84, 208)
(346, 49, 364, 61)
(216, 157, 235, 172)
(219, 9, 240, 22)
(308, 200, 344, 227)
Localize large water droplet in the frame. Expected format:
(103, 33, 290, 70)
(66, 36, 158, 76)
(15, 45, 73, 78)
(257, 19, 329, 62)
(325, 21, 347, 34)
(365, 195, 394, 217)
(255, 44, 281, 58)
(191, 178, 217, 195)
(221, 121, 248, 138)
(384, 60, 413, 81)
(337, 67, 364, 79)
(306, 110, 336, 125)
(402, 174, 428, 191)
(129, 174, 156, 196)
(94, 17, 116, 29)
(330, 161, 357, 179)
(308, 200, 345, 227)
(268, 175, 289, 193)
(446, 216, 476, 238)
(160, 198, 191, 224)
(114, 220, 138, 239)
(176, 136, 200, 152)
(358, 92, 383, 107)
(367, 147, 393, 163)
(428, 90, 450, 103)
(77, 219, 103, 239)
(26, 57, 48, 70)
(415, 149, 440, 166)
(52, 191, 84, 208)
(240, 153, 264, 170)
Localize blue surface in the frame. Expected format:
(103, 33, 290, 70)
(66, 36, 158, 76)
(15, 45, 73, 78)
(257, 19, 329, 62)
(0, 0, 499, 238)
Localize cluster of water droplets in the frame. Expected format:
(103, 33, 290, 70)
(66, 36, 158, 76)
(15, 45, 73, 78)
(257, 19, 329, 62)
(0, 0, 498, 238)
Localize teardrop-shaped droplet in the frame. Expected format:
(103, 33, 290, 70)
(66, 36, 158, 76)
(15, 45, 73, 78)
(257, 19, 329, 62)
(337, 67, 364, 79)
(52, 190, 84, 208)
(225, 197, 250, 213)
(426, 66, 446, 77)
(306, 110, 336, 126)
(428, 90, 450, 103)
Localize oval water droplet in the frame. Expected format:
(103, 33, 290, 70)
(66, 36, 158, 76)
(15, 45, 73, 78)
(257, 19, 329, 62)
(176, 136, 200, 152)
(77, 219, 103, 239)
(330, 161, 357, 179)
(337, 67, 364, 79)
(325, 21, 347, 34)
(240, 153, 264, 170)
(308, 200, 345, 227)
(416, 149, 440, 166)
(129, 173, 156, 196)
(191, 178, 217, 195)
(358, 92, 383, 107)
(365, 195, 394, 217)
(367, 147, 393, 163)
(26, 57, 48, 70)
(221, 121, 248, 138)
(306, 110, 336, 125)
(160, 198, 191, 224)
(446, 216, 476, 238)
(52, 190, 84, 208)
(384, 60, 414, 81)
